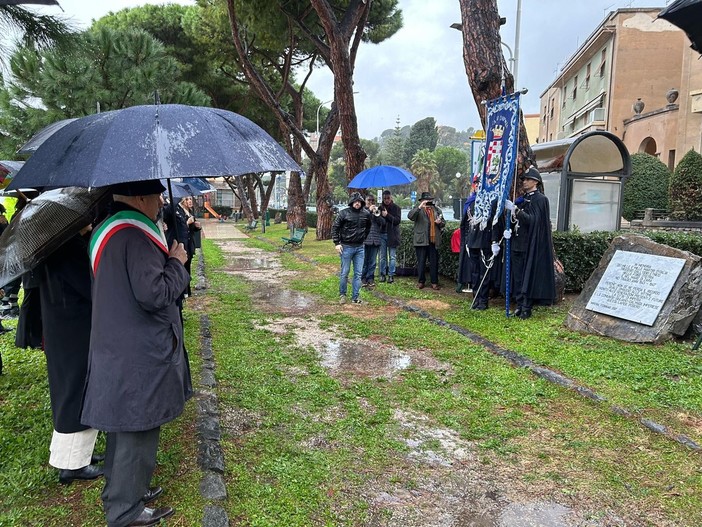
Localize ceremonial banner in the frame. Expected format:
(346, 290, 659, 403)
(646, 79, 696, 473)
(473, 93, 521, 229)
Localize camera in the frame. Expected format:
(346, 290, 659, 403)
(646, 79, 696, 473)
(373, 204, 385, 217)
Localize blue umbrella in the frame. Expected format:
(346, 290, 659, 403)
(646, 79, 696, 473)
(180, 177, 216, 192)
(347, 165, 416, 189)
(161, 179, 216, 199)
(8, 104, 301, 190)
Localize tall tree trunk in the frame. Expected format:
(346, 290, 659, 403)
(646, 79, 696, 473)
(226, 0, 339, 239)
(457, 0, 533, 177)
(310, 0, 368, 183)
(225, 176, 254, 220)
(245, 175, 259, 219)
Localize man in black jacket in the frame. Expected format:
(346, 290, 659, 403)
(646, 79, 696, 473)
(331, 192, 372, 304)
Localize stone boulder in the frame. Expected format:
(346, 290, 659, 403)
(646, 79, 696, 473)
(565, 234, 702, 344)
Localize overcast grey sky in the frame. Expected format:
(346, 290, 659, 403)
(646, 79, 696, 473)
(30, 0, 672, 139)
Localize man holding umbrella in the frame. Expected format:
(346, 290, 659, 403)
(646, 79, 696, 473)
(81, 180, 190, 527)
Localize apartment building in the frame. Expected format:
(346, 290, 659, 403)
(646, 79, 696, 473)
(538, 8, 701, 170)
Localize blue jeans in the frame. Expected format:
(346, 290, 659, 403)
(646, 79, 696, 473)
(339, 244, 365, 300)
(362, 244, 380, 282)
(379, 234, 397, 277)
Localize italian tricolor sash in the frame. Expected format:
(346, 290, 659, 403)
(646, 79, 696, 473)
(90, 210, 168, 274)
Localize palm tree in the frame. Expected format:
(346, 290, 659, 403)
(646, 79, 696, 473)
(1, 1, 73, 62)
(411, 149, 439, 195)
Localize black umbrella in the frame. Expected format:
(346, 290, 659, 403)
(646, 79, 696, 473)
(658, 0, 702, 54)
(16, 118, 77, 155)
(0, 1, 60, 4)
(0, 187, 109, 287)
(8, 104, 301, 191)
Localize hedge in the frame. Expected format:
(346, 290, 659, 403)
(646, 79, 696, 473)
(622, 153, 670, 221)
(394, 222, 702, 293)
(669, 149, 702, 220)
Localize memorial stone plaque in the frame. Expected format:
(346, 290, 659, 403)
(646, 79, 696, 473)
(586, 250, 685, 326)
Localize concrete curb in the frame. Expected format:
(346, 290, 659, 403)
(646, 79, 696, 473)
(195, 250, 229, 527)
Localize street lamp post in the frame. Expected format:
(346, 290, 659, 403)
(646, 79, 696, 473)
(316, 99, 333, 138)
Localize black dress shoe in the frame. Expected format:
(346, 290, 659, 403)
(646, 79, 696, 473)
(518, 310, 532, 320)
(91, 453, 105, 464)
(58, 464, 104, 485)
(142, 486, 163, 505)
(387, 276, 394, 284)
(513, 307, 522, 317)
(128, 506, 175, 526)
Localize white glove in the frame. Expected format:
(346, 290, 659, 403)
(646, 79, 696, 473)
(503, 229, 511, 240)
(504, 199, 515, 211)
(491, 242, 500, 256)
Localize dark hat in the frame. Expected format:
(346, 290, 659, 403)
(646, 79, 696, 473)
(110, 179, 166, 196)
(522, 167, 542, 183)
(348, 191, 366, 206)
(419, 191, 434, 201)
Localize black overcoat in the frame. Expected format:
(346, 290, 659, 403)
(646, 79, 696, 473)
(81, 204, 192, 432)
(39, 233, 92, 433)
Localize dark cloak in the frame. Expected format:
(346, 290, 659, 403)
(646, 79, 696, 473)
(511, 190, 556, 304)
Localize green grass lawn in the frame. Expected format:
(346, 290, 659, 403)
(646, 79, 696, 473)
(1, 222, 700, 526)
(203, 226, 702, 526)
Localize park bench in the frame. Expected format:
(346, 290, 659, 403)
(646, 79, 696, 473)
(244, 220, 258, 232)
(281, 228, 306, 250)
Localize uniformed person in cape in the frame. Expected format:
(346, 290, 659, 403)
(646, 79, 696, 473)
(81, 179, 190, 527)
(499, 167, 556, 319)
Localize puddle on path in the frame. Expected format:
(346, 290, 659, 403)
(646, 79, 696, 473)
(250, 288, 314, 312)
(265, 317, 452, 381)
(227, 256, 280, 270)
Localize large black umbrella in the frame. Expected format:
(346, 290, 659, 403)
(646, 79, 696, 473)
(8, 104, 301, 190)
(658, 0, 702, 54)
(0, 1, 60, 4)
(0, 187, 109, 287)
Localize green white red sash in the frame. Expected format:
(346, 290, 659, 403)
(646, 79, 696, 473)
(90, 210, 168, 274)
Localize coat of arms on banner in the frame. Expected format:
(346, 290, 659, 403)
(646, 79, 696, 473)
(485, 124, 505, 186)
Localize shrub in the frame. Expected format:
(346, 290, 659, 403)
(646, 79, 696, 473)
(210, 205, 232, 217)
(669, 149, 702, 220)
(622, 153, 670, 221)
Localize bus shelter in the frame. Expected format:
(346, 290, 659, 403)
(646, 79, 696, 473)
(531, 131, 630, 232)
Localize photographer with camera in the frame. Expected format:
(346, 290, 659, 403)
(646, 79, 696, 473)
(361, 196, 386, 288)
(379, 190, 401, 283)
(408, 191, 446, 290)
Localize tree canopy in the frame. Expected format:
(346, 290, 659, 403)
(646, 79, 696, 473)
(0, 26, 210, 157)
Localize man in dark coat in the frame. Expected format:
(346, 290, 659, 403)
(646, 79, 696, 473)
(378, 190, 402, 283)
(82, 179, 190, 527)
(504, 167, 556, 319)
(408, 191, 446, 290)
(39, 228, 103, 485)
(331, 192, 372, 304)
(361, 195, 386, 288)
